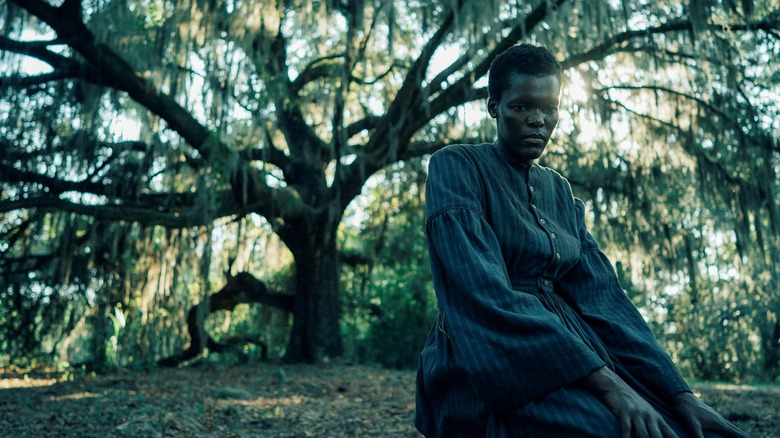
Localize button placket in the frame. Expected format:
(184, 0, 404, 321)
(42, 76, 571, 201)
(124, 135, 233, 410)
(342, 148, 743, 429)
(528, 171, 545, 228)
(528, 168, 561, 267)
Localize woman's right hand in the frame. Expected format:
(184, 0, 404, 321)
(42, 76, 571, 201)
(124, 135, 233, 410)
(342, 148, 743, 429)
(579, 367, 680, 438)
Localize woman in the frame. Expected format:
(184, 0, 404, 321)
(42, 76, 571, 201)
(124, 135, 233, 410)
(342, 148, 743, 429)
(414, 44, 747, 438)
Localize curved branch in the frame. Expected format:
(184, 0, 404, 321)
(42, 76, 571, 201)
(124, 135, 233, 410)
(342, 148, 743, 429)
(0, 36, 87, 89)
(341, 0, 471, 199)
(601, 84, 733, 118)
(245, 23, 324, 166)
(561, 17, 780, 69)
(396, 0, 568, 159)
(1, 138, 167, 198)
(158, 272, 293, 367)
(262, 34, 328, 181)
(240, 145, 289, 171)
(598, 85, 773, 151)
(9, 0, 296, 226)
(424, 52, 473, 97)
(291, 54, 344, 93)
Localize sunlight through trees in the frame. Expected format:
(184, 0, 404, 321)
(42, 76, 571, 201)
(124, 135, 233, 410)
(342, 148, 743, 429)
(1, 0, 778, 380)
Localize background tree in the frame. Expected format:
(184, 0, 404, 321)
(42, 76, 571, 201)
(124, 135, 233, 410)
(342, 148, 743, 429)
(1, 0, 778, 376)
(340, 159, 432, 368)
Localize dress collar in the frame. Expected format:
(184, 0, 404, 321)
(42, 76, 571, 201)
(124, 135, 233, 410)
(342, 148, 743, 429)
(492, 140, 535, 170)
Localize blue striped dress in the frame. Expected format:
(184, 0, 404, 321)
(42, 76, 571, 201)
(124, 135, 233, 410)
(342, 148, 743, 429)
(415, 142, 696, 437)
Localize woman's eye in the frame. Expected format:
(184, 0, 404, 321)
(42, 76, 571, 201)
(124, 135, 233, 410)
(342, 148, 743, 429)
(545, 105, 559, 113)
(511, 104, 527, 111)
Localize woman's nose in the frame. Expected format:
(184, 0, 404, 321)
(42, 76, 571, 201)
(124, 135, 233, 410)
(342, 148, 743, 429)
(527, 109, 544, 126)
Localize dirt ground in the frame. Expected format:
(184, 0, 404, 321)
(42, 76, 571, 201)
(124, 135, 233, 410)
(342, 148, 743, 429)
(0, 362, 777, 437)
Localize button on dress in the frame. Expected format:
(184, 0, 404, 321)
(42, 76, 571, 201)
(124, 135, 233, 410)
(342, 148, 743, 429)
(415, 143, 691, 437)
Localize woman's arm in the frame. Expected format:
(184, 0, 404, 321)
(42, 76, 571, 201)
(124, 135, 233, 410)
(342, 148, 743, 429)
(559, 198, 747, 438)
(556, 198, 690, 398)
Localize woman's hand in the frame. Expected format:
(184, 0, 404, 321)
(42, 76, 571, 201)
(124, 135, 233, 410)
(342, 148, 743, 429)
(580, 367, 679, 438)
(671, 391, 749, 438)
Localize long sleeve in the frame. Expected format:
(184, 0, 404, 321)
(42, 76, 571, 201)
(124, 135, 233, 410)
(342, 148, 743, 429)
(424, 148, 606, 410)
(555, 198, 690, 398)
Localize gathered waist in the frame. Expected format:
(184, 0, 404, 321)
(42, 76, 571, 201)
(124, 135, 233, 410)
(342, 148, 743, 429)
(510, 277, 555, 295)
(510, 276, 611, 363)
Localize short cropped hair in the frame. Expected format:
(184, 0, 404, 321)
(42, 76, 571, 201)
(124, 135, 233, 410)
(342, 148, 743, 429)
(488, 44, 563, 101)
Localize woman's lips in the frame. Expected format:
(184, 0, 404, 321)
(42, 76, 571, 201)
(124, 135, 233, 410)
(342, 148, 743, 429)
(523, 137, 545, 145)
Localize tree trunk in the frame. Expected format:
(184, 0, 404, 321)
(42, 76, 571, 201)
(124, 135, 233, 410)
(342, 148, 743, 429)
(87, 302, 113, 371)
(761, 313, 780, 380)
(283, 211, 344, 363)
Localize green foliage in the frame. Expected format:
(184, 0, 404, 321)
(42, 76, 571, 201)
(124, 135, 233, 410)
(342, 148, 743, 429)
(340, 160, 435, 368)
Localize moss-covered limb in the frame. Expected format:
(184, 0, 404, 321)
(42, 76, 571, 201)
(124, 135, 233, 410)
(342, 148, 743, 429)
(158, 272, 293, 367)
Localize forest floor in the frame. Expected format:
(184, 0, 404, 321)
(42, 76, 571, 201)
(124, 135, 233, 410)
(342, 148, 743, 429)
(1, 362, 778, 437)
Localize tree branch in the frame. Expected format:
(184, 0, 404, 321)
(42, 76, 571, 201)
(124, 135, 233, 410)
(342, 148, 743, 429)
(0, 195, 236, 227)
(0, 70, 78, 89)
(561, 17, 780, 69)
(400, 0, 568, 160)
(9, 0, 294, 225)
(0, 163, 107, 195)
(10, 0, 210, 155)
(339, 0, 471, 206)
(597, 84, 774, 151)
(0, 36, 88, 89)
(604, 97, 756, 190)
(345, 115, 382, 139)
(290, 54, 344, 93)
(240, 145, 289, 171)
(0, 36, 74, 67)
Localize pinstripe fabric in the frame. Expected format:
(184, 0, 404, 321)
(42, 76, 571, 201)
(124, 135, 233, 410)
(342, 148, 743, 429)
(415, 143, 692, 437)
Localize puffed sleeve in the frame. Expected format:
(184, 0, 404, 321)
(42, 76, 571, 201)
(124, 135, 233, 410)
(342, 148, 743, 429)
(555, 198, 691, 397)
(424, 148, 606, 410)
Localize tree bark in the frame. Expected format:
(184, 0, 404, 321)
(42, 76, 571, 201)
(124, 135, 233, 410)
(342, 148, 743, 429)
(761, 314, 780, 380)
(283, 208, 344, 363)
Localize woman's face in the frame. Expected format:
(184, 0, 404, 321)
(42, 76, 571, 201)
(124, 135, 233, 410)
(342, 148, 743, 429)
(488, 73, 560, 164)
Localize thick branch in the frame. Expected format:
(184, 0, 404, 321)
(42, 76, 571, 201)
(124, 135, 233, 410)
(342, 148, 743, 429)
(0, 36, 87, 89)
(158, 272, 293, 367)
(345, 115, 382, 139)
(344, 0, 565, 176)
(240, 145, 289, 171)
(0, 196, 235, 227)
(0, 36, 74, 67)
(11, 0, 210, 154)
(9, 0, 294, 225)
(363, 0, 566, 176)
(337, 1, 470, 207)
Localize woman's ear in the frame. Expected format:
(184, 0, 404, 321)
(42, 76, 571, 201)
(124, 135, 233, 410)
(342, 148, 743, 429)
(487, 98, 498, 118)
